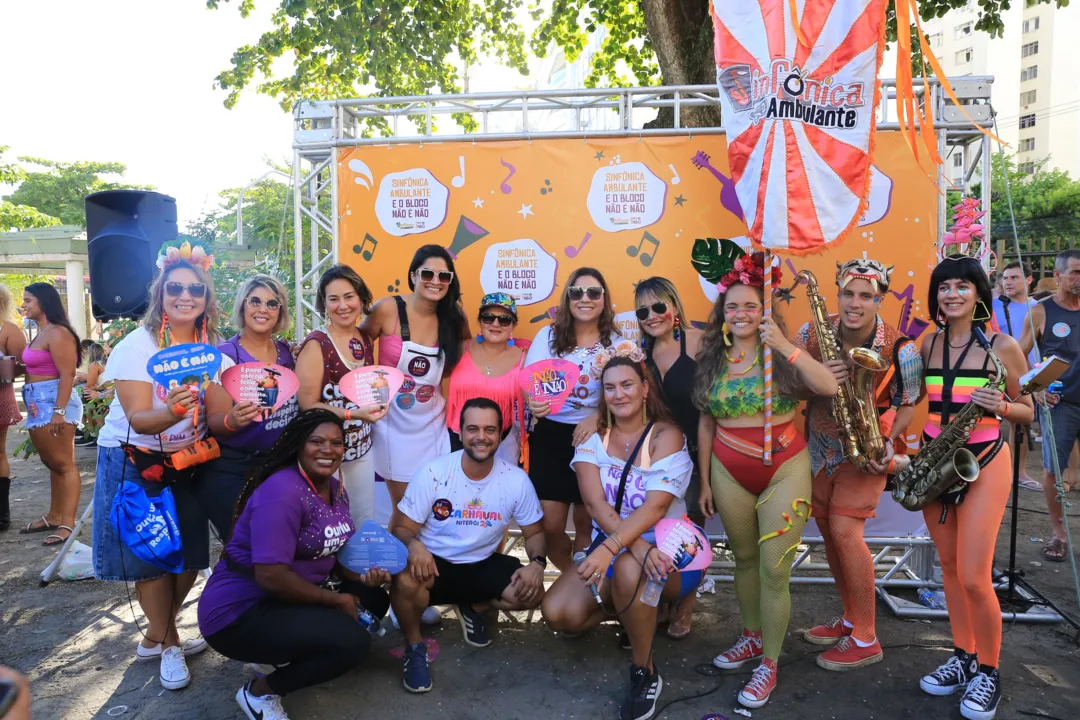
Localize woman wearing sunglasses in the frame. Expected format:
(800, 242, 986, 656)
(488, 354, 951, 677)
(297, 265, 389, 529)
(363, 245, 468, 530)
(92, 243, 225, 691)
(198, 275, 299, 540)
(635, 277, 705, 640)
(524, 267, 620, 573)
(446, 293, 526, 463)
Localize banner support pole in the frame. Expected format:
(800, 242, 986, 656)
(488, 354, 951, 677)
(763, 250, 774, 465)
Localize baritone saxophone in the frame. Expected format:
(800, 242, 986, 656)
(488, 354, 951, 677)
(798, 271, 889, 469)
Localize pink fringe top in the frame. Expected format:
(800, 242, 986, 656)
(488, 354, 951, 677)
(446, 340, 530, 434)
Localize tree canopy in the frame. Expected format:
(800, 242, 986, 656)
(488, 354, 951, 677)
(208, 0, 1067, 130)
(3, 156, 150, 227)
(0, 147, 61, 232)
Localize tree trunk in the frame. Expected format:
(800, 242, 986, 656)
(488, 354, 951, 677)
(641, 0, 721, 129)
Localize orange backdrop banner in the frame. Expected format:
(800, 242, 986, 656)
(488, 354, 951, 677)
(338, 132, 937, 447)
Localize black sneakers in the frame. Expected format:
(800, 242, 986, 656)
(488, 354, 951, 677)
(960, 667, 1001, 720)
(920, 650, 978, 696)
(620, 663, 662, 720)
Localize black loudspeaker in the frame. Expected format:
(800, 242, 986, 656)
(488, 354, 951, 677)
(86, 190, 178, 320)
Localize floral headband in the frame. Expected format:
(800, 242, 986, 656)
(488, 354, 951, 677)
(690, 238, 782, 295)
(589, 339, 646, 381)
(157, 241, 214, 273)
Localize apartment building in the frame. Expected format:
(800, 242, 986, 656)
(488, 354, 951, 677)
(883, 0, 1080, 186)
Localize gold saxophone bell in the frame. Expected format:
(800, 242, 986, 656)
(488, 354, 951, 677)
(848, 347, 890, 467)
(939, 448, 980, 486)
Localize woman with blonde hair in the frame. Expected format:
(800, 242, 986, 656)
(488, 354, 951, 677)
(92, 243, 224, 691)
(200, 274, 298, 540)
(0, 283, 26, 532)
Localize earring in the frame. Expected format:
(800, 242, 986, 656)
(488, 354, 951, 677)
(936, 309, 947, 326)
(475, 333, 485, 344)
(972, 300, 992, 323)
(674, 316, 682, 341)
(642, 403, 648, 424)
(507, 338, 515, 347)
(721, 321, 732, 347)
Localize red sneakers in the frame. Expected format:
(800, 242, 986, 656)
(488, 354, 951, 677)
(738, 658, 778, 708)
(711, 630, 764, 669)
(816, 636, 884, 672)
(804, 617, 852, 646)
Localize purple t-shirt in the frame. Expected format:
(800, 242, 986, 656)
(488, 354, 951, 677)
(218, 335, 299, 451)
(197, 466, 355, 636)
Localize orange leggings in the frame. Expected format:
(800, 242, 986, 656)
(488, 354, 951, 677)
(922, 445, 1011, 668)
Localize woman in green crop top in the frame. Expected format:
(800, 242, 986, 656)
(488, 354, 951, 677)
(691, 252, 837, 709)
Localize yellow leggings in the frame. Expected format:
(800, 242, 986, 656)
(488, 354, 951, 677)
(711, 448, 812, 661)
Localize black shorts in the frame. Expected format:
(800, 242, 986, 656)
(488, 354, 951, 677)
(527, 417, 582, 504)
(429, 553, 522, 606)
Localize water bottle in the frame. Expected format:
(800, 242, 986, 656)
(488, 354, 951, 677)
(640, 576, 665, 607)
(358, 608, 386, 636)
(917, 587, 946, 610)
(573, 551, 603, 605)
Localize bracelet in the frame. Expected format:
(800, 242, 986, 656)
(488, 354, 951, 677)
(602, 539, 620, 555)
(886, 455, 899, 474)
(787, 347, 802, 364)
(609, 531, 623, 550)
(223, 413, 236, 431)
(1000, 401, 1010, 419)
(344, 409, 353, 421)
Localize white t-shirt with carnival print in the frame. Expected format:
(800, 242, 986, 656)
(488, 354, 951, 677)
(398, 450, 543, 564)
(523, 325, 621, 425)
(570, 431, 693, 542)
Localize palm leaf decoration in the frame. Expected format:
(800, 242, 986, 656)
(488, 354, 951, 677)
(691, 237, 746, 284)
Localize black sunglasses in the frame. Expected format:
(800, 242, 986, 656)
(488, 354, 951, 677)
(417, 268, 454, 284)
(635, 301, 669, 321)
(567, 285, 604, 301)
(246, 296, 282, 311)
(479, 312, 514, 327)
(165, 282, 207, 299)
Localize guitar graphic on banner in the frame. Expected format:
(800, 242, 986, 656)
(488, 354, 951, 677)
(691, 151, 744, 223)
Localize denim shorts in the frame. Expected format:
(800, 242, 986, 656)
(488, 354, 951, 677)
(92, 445, 210, 582)
(1042, 400, 1080, 473)
(22, 379, 83, 429)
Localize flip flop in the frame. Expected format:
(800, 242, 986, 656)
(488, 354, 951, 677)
(20, 516, 59, 534)
(1042, 538, 1067, 563)
(42, 526, 73, 547)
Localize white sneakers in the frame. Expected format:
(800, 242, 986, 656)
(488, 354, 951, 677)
(237, 681, 290, 720)
(158, 646, 191, 690)
(389, 606, 444, 629)
(135, 637, 208, 662)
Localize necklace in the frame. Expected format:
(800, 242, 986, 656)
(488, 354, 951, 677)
(297, 463, 336, 503)
(947, 334, 973, 349)
(727, 353, 761, 377)
(725, 349, 745, 363)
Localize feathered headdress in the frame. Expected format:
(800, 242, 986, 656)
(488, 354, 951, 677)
(157, 241, 215, 273)
(936, 197, 993, 270)
(589, 339, 646, 381)
(691, 237, 782, 295)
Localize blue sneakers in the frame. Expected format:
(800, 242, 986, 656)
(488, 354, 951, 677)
(402, 642, 432, 693)
(455, 604, 492, 648)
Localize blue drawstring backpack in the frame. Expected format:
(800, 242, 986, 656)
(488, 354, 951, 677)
(109, 482, 184, 573)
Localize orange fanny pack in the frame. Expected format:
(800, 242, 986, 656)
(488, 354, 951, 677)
(713, 424, 797, 461)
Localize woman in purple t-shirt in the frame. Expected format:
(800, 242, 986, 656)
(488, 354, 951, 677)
(199, 275, 300, 540)
(198, 409, 390, 720)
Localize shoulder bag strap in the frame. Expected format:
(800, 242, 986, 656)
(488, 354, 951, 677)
(393, 295, 411, 342)
(614, 420, 655, 516)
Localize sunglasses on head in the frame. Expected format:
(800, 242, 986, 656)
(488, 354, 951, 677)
(164, 282, 207, 299)
(567, 285, 604, 301)
(635, 301, 669, 321)
(479, 312, 514, 327)
(417, 268, 454, 284)
(246, 296, 282, 311)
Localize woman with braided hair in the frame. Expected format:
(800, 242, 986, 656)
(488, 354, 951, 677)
(198, 409, 390, 720)
(693, 250, 838, 709)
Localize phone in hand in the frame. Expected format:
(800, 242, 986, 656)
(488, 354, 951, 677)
(0, 677, 20, 718)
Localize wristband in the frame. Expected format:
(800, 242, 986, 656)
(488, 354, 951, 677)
(1001, 401, 1010, 419)
(787, 347, 802, 364)
(886, 455, 899, 474)
(171, 402, 187, 416)
(223, 413, 237, 431)
(344, 409, 353, 421)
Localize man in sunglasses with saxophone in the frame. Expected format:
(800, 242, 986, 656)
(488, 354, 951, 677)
(794, 259, 923, 671)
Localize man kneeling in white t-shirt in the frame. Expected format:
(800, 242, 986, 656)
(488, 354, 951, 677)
(391, 398, 547, 693)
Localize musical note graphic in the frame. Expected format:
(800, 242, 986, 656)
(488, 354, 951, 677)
(564, 232, 591, 258)
(691, 151, 744, 222)
(626, 231, 660, 267)
(353, 233, 378, 261)
(668, 164, 681, 185)
(452, 156, 466, 188)
(891, 284, 931, 340)
(499, 158, 516, 194)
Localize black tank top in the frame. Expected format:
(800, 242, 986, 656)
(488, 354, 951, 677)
(1040, 298, 1080, 405)
(646, 332, 699, 453)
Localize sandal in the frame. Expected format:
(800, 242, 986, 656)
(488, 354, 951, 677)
(1043, 537, 1067, 563)
(42, 526, 73, 547)
(20, 515, 59, 534)
(666, 596, 695, 640)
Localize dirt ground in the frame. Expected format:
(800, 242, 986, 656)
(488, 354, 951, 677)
(2, 430, 1079, 720)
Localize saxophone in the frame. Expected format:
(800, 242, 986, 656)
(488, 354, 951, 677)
(800, 271, 889, 469)
(892, 327, 1006, 511)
